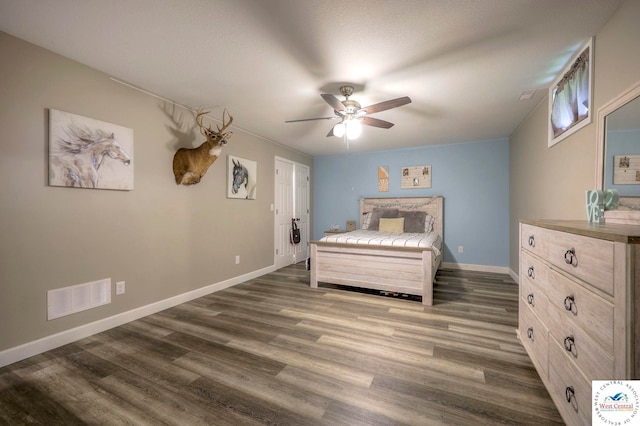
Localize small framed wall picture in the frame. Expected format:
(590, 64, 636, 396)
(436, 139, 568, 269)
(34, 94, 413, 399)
(227, 155, 257, 199)
(378, 166, 389, 192)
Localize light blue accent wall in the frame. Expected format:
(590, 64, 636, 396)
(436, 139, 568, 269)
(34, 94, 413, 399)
(313, 139, 510, 267)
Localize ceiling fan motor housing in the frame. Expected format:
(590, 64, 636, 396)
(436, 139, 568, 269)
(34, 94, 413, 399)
(342, 99, 361, 114)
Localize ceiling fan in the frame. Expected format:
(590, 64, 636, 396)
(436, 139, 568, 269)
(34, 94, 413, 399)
(285, 85, 411, 140)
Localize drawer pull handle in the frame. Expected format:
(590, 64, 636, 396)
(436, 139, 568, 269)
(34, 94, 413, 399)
(527, 327, 534, 340)
(527, 293, 534, 305)
(564, 335, 576, 356)
(564, 247, 578, 266)
(527, 266, 535, 279)
(564, 295, 577, 314)
(528, 235, 535, 247)
(565, 386, 575, 403)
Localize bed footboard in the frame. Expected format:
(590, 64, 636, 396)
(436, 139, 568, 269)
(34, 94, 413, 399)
(310, 242, 434, 306)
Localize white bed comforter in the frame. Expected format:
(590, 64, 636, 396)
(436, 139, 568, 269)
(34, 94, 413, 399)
(320, 230, 442, 257)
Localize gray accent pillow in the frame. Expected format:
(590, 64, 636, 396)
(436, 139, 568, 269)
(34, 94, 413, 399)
(398, 210, 427, 233)
(367, 208, 399, 231)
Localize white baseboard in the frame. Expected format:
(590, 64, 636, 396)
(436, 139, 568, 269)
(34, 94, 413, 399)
(0, 265, 277, 368)
(508, 268, 519, 284)
(441, 262, 511, 276)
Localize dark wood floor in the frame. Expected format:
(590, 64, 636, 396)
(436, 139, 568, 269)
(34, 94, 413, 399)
(0, 264, 563, 425)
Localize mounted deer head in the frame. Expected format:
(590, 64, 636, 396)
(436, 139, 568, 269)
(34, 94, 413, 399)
(172, 108, 233, 185)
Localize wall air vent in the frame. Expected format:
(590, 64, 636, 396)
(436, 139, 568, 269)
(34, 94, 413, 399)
(47, 278, 111, 320)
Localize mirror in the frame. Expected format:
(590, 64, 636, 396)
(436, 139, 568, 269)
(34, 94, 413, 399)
(596, 80, 640, 214)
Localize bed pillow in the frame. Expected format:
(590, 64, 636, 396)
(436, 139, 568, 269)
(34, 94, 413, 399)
(425, 214, 436, 232)
(361, 212, 372, 230)
(379, 217, 405, 233)
(367, 208, 399, 231)
(398, 210, 427, 233)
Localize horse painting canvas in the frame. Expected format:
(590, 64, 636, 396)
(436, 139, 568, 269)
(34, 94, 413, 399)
(49, 109, 134, 190)
(227, 155, 257, 199)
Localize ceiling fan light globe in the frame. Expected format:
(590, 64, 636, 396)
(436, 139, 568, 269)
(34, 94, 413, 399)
(347, 120, 362, 140)
(333, 122, 345, 137)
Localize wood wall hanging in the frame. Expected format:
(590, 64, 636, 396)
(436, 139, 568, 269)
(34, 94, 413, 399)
(401, 165, 431, 189)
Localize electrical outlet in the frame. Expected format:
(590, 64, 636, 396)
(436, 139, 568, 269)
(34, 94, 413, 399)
(458, 246, 464, 254)
(116, 281, 125, 295)
(235, 255, 240, 264)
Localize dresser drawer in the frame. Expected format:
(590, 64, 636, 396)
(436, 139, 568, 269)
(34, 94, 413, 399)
(546, 269, 614, 352)
(520, 265, 549, 320)
(548, 341, 591, 426)
(519, 298, 548, 377)
(547, 229, 614, 295)
(547, 305, 614, 380)
(520, 251, 548, 292)
(521, 223, 550, 259)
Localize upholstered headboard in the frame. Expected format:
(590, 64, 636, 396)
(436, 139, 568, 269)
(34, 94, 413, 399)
(359, 197, 444, 236)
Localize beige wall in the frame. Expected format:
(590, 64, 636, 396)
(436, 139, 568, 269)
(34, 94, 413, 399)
(0, 32, 311, 352)
(509, 0, 640, 274)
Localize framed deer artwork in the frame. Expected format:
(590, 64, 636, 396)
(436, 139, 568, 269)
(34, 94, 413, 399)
(48, 109, 134, 190)
(227, 155, 257, 200)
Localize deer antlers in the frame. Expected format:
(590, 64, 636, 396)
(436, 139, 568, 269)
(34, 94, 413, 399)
(195, 108, 233, 144)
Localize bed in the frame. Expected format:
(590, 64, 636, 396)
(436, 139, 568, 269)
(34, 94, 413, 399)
(310, 197, 443, 305)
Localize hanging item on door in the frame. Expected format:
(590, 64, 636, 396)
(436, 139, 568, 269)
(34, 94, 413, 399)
(290, 218, 301, 244)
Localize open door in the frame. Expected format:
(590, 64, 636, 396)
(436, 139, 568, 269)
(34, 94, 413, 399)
(274, 157, 310, 269)
(294, 164, 310, 264)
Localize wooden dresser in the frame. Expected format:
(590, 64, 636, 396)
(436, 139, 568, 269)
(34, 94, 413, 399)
(518, 220, 640, 425)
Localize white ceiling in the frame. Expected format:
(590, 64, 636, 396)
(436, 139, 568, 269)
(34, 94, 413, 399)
(0, 0, 624, 157)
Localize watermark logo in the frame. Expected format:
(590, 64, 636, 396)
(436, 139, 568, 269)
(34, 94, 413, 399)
(593, 381, 640, 425)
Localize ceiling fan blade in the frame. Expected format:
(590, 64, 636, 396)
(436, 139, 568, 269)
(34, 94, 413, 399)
(361, 116, 394, 129)
(285, 116, 338, 123)
(321, 94, 346, 112)
(361, 96, 412, 114)
(326, 126, 335, 137)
